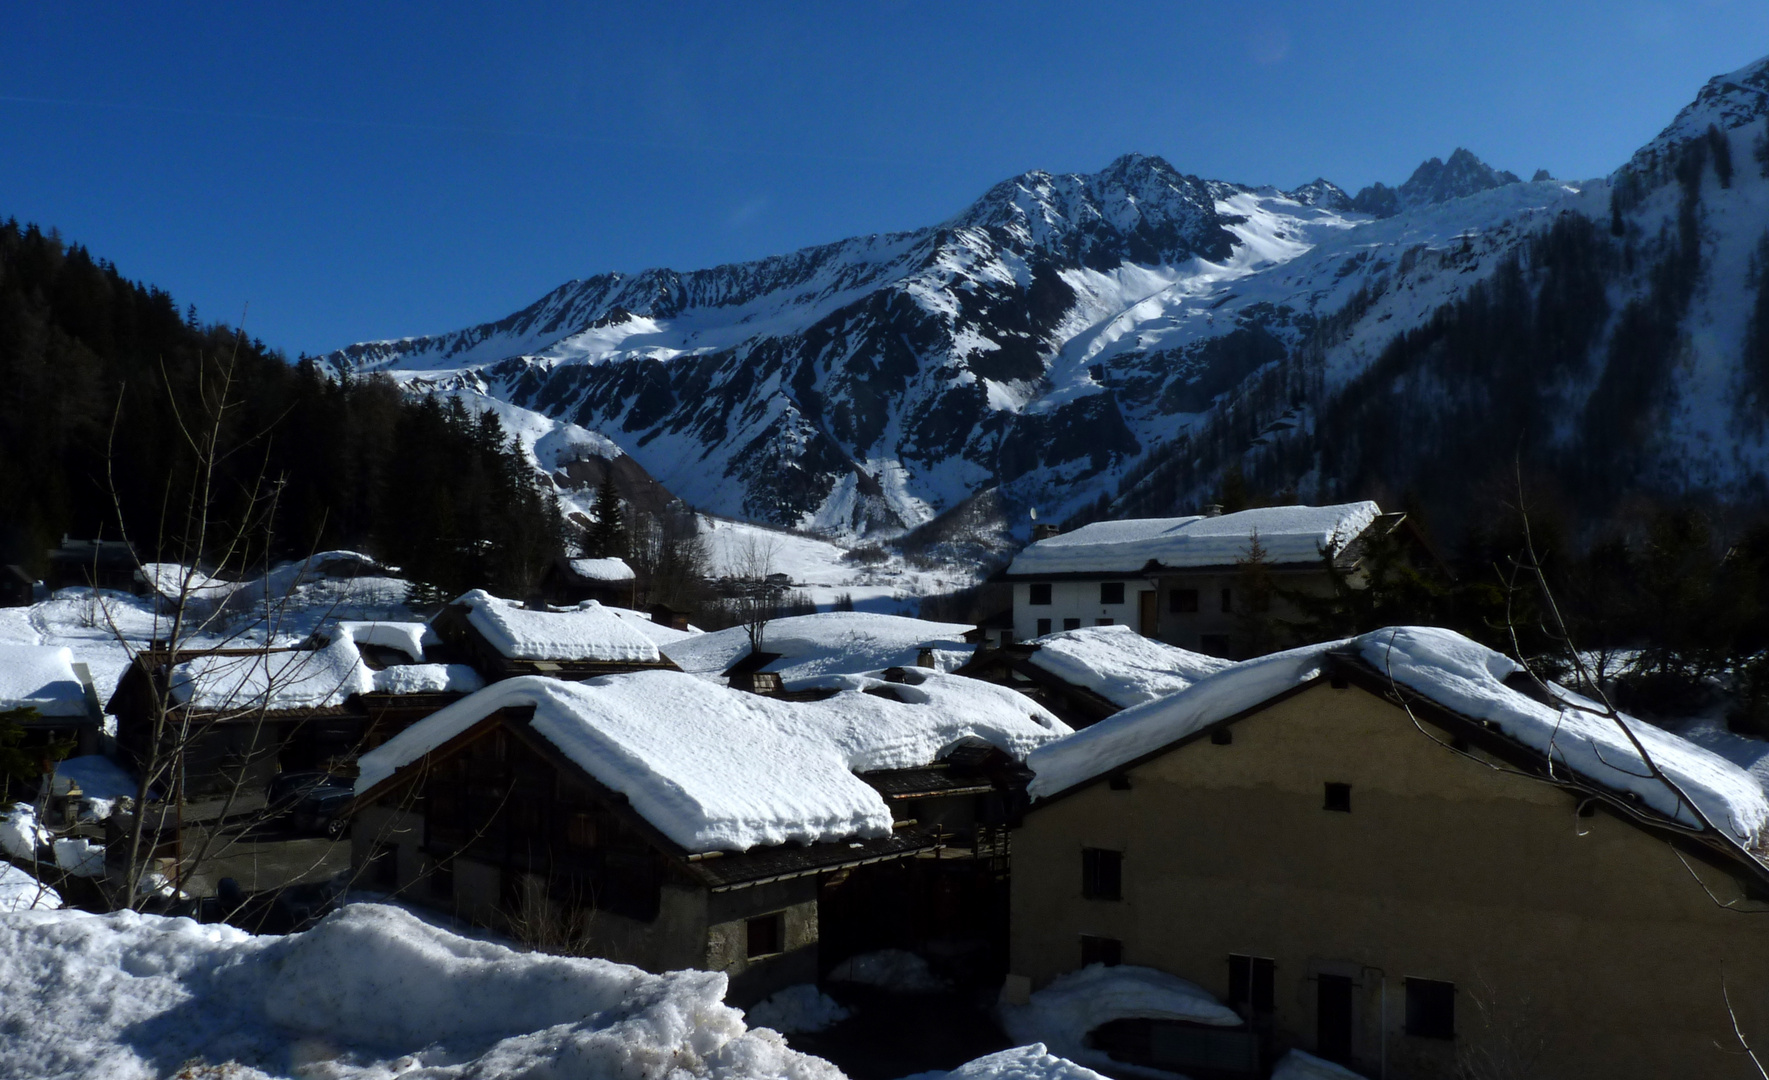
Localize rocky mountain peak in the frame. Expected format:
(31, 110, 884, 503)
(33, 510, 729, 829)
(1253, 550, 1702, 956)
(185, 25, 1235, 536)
(1627, 53, 1769, 172)
(952, 153, 1236, 268)
(1348, 148, 1520, 218)
(1287, 178, 1351, 210)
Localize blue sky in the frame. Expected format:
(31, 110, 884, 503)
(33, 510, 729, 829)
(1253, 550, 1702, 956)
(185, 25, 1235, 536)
(4, 2, 1768, 357)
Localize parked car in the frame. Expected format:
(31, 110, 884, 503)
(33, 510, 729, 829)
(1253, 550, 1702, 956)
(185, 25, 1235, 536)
(267, 771, 353, 838)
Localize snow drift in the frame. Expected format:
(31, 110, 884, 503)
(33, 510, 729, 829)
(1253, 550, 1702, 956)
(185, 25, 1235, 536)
(0, 902, 841, 1080)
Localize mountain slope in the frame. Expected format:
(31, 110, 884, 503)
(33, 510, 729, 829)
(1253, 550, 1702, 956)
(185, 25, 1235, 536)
(325, 54, 1769, 542)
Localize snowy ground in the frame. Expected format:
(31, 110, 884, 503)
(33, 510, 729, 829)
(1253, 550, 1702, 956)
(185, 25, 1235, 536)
(698, 515, 980, 615)
(0, 902, 1100, 1080)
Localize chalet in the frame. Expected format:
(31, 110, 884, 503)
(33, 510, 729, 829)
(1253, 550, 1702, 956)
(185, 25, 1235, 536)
(648, 602, 692, 632)
(1008, 626, 1769, 1079)
(45, 536, 142, 594)
(957, 624, 1231, 729)
(999, 502, 1406, 657)
(109, 623, 482, 800)
(0, 644, 104, 759)
(539, 556, 638, 608)
(430, 590, 680, 682)
(347, 666, 1070, 1003)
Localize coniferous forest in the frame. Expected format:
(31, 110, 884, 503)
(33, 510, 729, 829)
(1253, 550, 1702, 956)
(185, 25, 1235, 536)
(0, 218, 563, 597)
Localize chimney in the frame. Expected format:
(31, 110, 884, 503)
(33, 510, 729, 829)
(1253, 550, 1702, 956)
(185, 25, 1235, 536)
(1032, 523, 1061, 541)
(1203, 504, 1224, 517)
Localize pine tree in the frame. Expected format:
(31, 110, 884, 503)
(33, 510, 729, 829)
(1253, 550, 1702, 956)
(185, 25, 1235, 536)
(588, 474, 628, 560)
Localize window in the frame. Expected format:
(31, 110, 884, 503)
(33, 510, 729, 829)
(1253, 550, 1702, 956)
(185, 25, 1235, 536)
(1029, 583, 1053, 605)
(1220, 588, 1233, 613)
(1063, 618, 1082, 631)
(1081, 935, 1123, 967)
(1210, 727, 1233, 746)
(1095, 618, 1114, 626)
(1228, 955, 1275, 1014)
(1169, 589, 1199, 613)
(1081, 847, 1123, 901)
(1036, 618, 1052, 636)
(565, 812, 600, 848)
(1108, 773, 1132, 791)
(1405, 978, 1455, 1039)
(746, 912, 785, 959)
(1100, 582, 1125, 605)
(1199, 634, 1231, 657)
(1324, 783, 1352, 812)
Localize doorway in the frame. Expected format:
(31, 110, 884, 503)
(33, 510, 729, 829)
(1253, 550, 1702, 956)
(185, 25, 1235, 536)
(1317, 973, 1354, 1063)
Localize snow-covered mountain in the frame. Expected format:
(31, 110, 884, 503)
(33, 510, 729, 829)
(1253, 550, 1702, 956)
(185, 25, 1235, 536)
(324, 54, 1769, 540)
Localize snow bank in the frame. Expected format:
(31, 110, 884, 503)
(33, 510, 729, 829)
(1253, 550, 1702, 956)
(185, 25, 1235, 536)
(0, 863, 59, 912)
(0, 644, 92, 716)
(1007, 502, 1380, 575)
(827, 948, 950, 993)
(1271, 1048, 1369, 1079)
(1028, 625, 1232, 709)
(1, 802, 49, 860)
(746, 984, 851, 1034)
(359, 668, 1066, 852)
(0, 902, 840, 1080)
(1028, 641, 1341, 799)
(456, 590, 663, 663)
(938, 1045, 1109, 1080)
(664, 610, 975, 687)
(1359, 627, 1769, 843)
(52, 836, 105, 877)
(998, 965, 1241, 1074)
(568, 556, 636, 582)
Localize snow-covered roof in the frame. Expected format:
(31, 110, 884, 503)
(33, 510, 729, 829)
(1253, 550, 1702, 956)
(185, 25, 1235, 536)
(603, 605, 702, 645)
(0, 645, 93, 718)
(334, 621, 437, 663)
(358, 667, 1069, 852)
(171, 639, 370, 712)
(1006, 502, 1382, 576)
(135, 563, 236, 603)
(566, 557, 635, 582)
(1026, 626, 1769, 848)
(170, 625, 482, 711)
(1026, 625, 1233, 709)
(1027, 640, 1338, 799)
(455, 590, 662, 664)
(663, 611, 974, 687)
